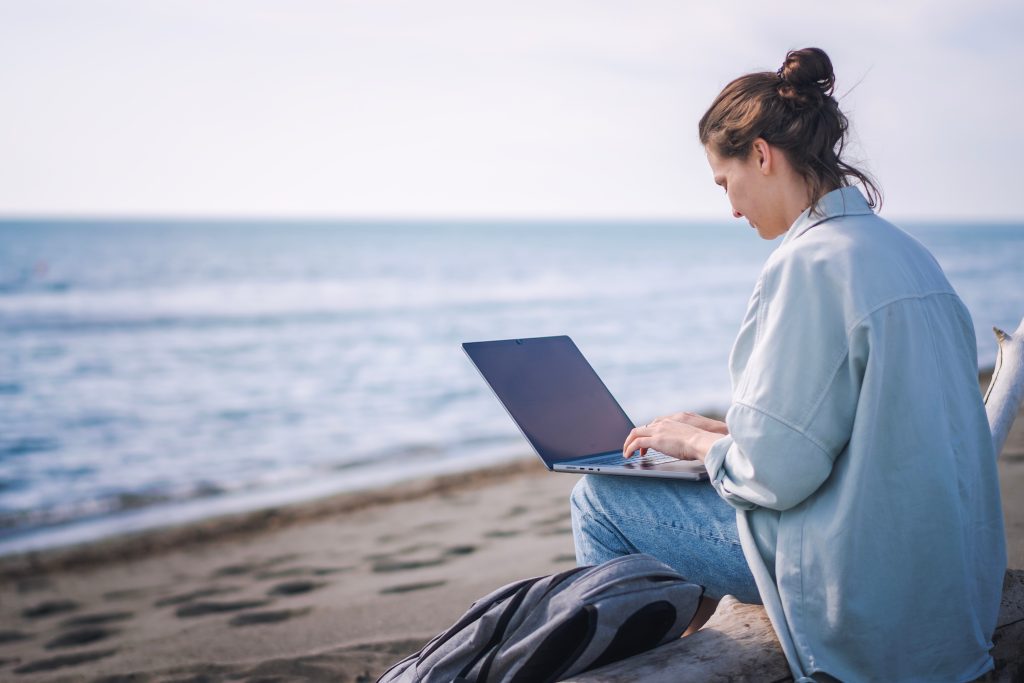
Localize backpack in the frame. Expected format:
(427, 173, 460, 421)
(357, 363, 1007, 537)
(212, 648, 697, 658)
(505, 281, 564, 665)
(376, 553, 704, 683)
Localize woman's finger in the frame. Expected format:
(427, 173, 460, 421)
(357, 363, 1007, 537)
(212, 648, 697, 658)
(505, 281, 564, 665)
(623, 435, 653, 458)
(623, 426, 651, 454)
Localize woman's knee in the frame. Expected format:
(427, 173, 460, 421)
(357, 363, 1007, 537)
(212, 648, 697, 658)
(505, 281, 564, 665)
(570, 475, 627, 542)
(569, 475, 595, 517)
(570, 476, 636, 564)
(570, 473, 631, 517)
(569, 474, 605, 521)
(569, 475, 586, 508)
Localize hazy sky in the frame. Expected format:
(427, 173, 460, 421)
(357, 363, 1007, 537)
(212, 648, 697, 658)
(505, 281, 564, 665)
(1, 1, 1021, 220)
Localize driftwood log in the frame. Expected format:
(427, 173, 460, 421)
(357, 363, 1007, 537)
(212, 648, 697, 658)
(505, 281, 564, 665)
(567, 317, 1024, 683)
(565, 572, 1024, 682)
(986, 317, 1024, 460)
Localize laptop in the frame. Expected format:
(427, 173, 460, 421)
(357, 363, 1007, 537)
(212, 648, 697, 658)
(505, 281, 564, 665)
(462, 335, 709, 481)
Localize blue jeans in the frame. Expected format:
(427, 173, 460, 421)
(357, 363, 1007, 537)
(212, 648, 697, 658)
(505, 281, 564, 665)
(570, 474, 762, 604)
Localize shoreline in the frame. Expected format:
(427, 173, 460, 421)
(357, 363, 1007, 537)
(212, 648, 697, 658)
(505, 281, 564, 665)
(0, 455, 544, 582)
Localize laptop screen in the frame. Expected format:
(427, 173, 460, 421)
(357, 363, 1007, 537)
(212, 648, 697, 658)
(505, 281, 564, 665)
(463, 336, 636, 466)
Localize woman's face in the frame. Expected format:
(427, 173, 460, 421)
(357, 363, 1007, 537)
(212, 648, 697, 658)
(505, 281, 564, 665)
(705, 141, 789, 240)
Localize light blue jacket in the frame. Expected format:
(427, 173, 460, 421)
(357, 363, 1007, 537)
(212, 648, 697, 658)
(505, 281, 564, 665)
(703, 186, 1007, 682)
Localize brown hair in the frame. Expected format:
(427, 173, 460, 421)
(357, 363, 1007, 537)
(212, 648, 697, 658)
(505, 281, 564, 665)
(698, 47, 882, 217)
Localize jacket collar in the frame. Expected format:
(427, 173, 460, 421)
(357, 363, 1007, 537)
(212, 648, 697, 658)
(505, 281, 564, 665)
(780, 185, 873, 247)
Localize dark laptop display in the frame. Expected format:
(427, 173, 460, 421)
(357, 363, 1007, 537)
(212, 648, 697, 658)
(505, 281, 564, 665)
(462, 336, 636, 467)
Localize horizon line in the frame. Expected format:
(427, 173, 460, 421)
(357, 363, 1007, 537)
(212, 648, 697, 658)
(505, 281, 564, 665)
(2, 212, 1024, 226)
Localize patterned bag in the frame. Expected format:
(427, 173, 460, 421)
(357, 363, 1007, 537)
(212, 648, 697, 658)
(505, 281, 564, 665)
(376, 553, 704, 683)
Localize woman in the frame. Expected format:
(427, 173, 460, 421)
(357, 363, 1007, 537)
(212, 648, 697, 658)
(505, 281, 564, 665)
(570, 47, 1007, 682)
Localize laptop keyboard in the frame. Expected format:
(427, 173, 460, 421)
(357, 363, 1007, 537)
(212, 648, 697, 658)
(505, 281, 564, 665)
(583, 450, 677, 467)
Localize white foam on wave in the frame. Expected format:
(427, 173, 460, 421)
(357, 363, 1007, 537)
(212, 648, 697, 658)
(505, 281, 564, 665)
(0, 273, 620, 324)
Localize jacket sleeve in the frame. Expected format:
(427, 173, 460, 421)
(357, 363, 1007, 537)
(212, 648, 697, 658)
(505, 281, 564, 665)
(704, 248, 864, 512)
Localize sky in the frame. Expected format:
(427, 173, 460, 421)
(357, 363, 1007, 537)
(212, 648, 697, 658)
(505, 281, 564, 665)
(1, 0, 1022, 221)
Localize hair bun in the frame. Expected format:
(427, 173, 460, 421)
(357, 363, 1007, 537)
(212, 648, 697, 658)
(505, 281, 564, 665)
(777, 47, 835, 108)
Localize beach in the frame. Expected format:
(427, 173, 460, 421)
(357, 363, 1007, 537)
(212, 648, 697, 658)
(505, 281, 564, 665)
(3, 4, 1023, 680)
(0, 375, 1021, 681)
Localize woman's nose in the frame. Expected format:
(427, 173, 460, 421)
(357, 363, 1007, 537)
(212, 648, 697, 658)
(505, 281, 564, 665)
(732, 209, 743, 219)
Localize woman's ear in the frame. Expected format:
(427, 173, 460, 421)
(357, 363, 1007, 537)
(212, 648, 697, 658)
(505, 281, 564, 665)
(752, 138, 772, 175)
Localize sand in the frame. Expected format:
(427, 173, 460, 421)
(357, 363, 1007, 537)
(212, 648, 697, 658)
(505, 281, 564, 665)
(0, 460, 583, 681)
(0, 375, 1020, 682)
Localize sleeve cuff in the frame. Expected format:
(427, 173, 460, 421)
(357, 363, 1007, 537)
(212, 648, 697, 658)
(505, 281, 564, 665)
(703, 434, 733, 482)
(702, 434, 758, 510)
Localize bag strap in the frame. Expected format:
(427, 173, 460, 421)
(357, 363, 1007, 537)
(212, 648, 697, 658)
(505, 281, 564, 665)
(456, 575, 545, 680)
(375, 575, 544, 683)
(471, 565, 590, 682)
(418, 575, 539, 662)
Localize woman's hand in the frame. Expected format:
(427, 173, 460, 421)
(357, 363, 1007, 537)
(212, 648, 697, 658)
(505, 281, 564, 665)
(651, 411, 729, 435)
(622, 419, 724, 464)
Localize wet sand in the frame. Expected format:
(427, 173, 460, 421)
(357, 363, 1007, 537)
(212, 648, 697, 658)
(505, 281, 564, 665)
(0, 373, 1020, 681)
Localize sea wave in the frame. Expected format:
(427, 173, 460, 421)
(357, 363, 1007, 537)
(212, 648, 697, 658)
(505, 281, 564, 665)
(0, 275, 611, 332)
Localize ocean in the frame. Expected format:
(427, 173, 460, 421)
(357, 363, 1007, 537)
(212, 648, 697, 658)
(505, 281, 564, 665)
(1, 219, 1021, 555)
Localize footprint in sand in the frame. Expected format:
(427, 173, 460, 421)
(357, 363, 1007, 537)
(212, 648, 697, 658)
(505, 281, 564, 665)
(211, 563, 258, 577)
(372, 544, 477, 573)
(175, 600, 271, 618)
(379, 580, 448, 595)
(484, 529, 522, 538)
(153, 586, 241, 607)
(364, 543, 437, 563)
(102, 585, 168, 601)
(311, 566, 352, 576)
(267, 580, 324, 597)
(0, 630, 32, 644)
(552, 554, 577, 564)
(228, 607, 312, 627)
(531, 512, 569, 528)
(45, 627, 119, 650)
(397, 542, 438, 554)
(12, 649, 116, 674)
(59, 612, 133, 628)
(503, 505, 529, 518)
(211, 553, 301, 578)
(255, 565, 353, 580)
(371, 558, 447, 573)
(21, 600, 79, 619)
